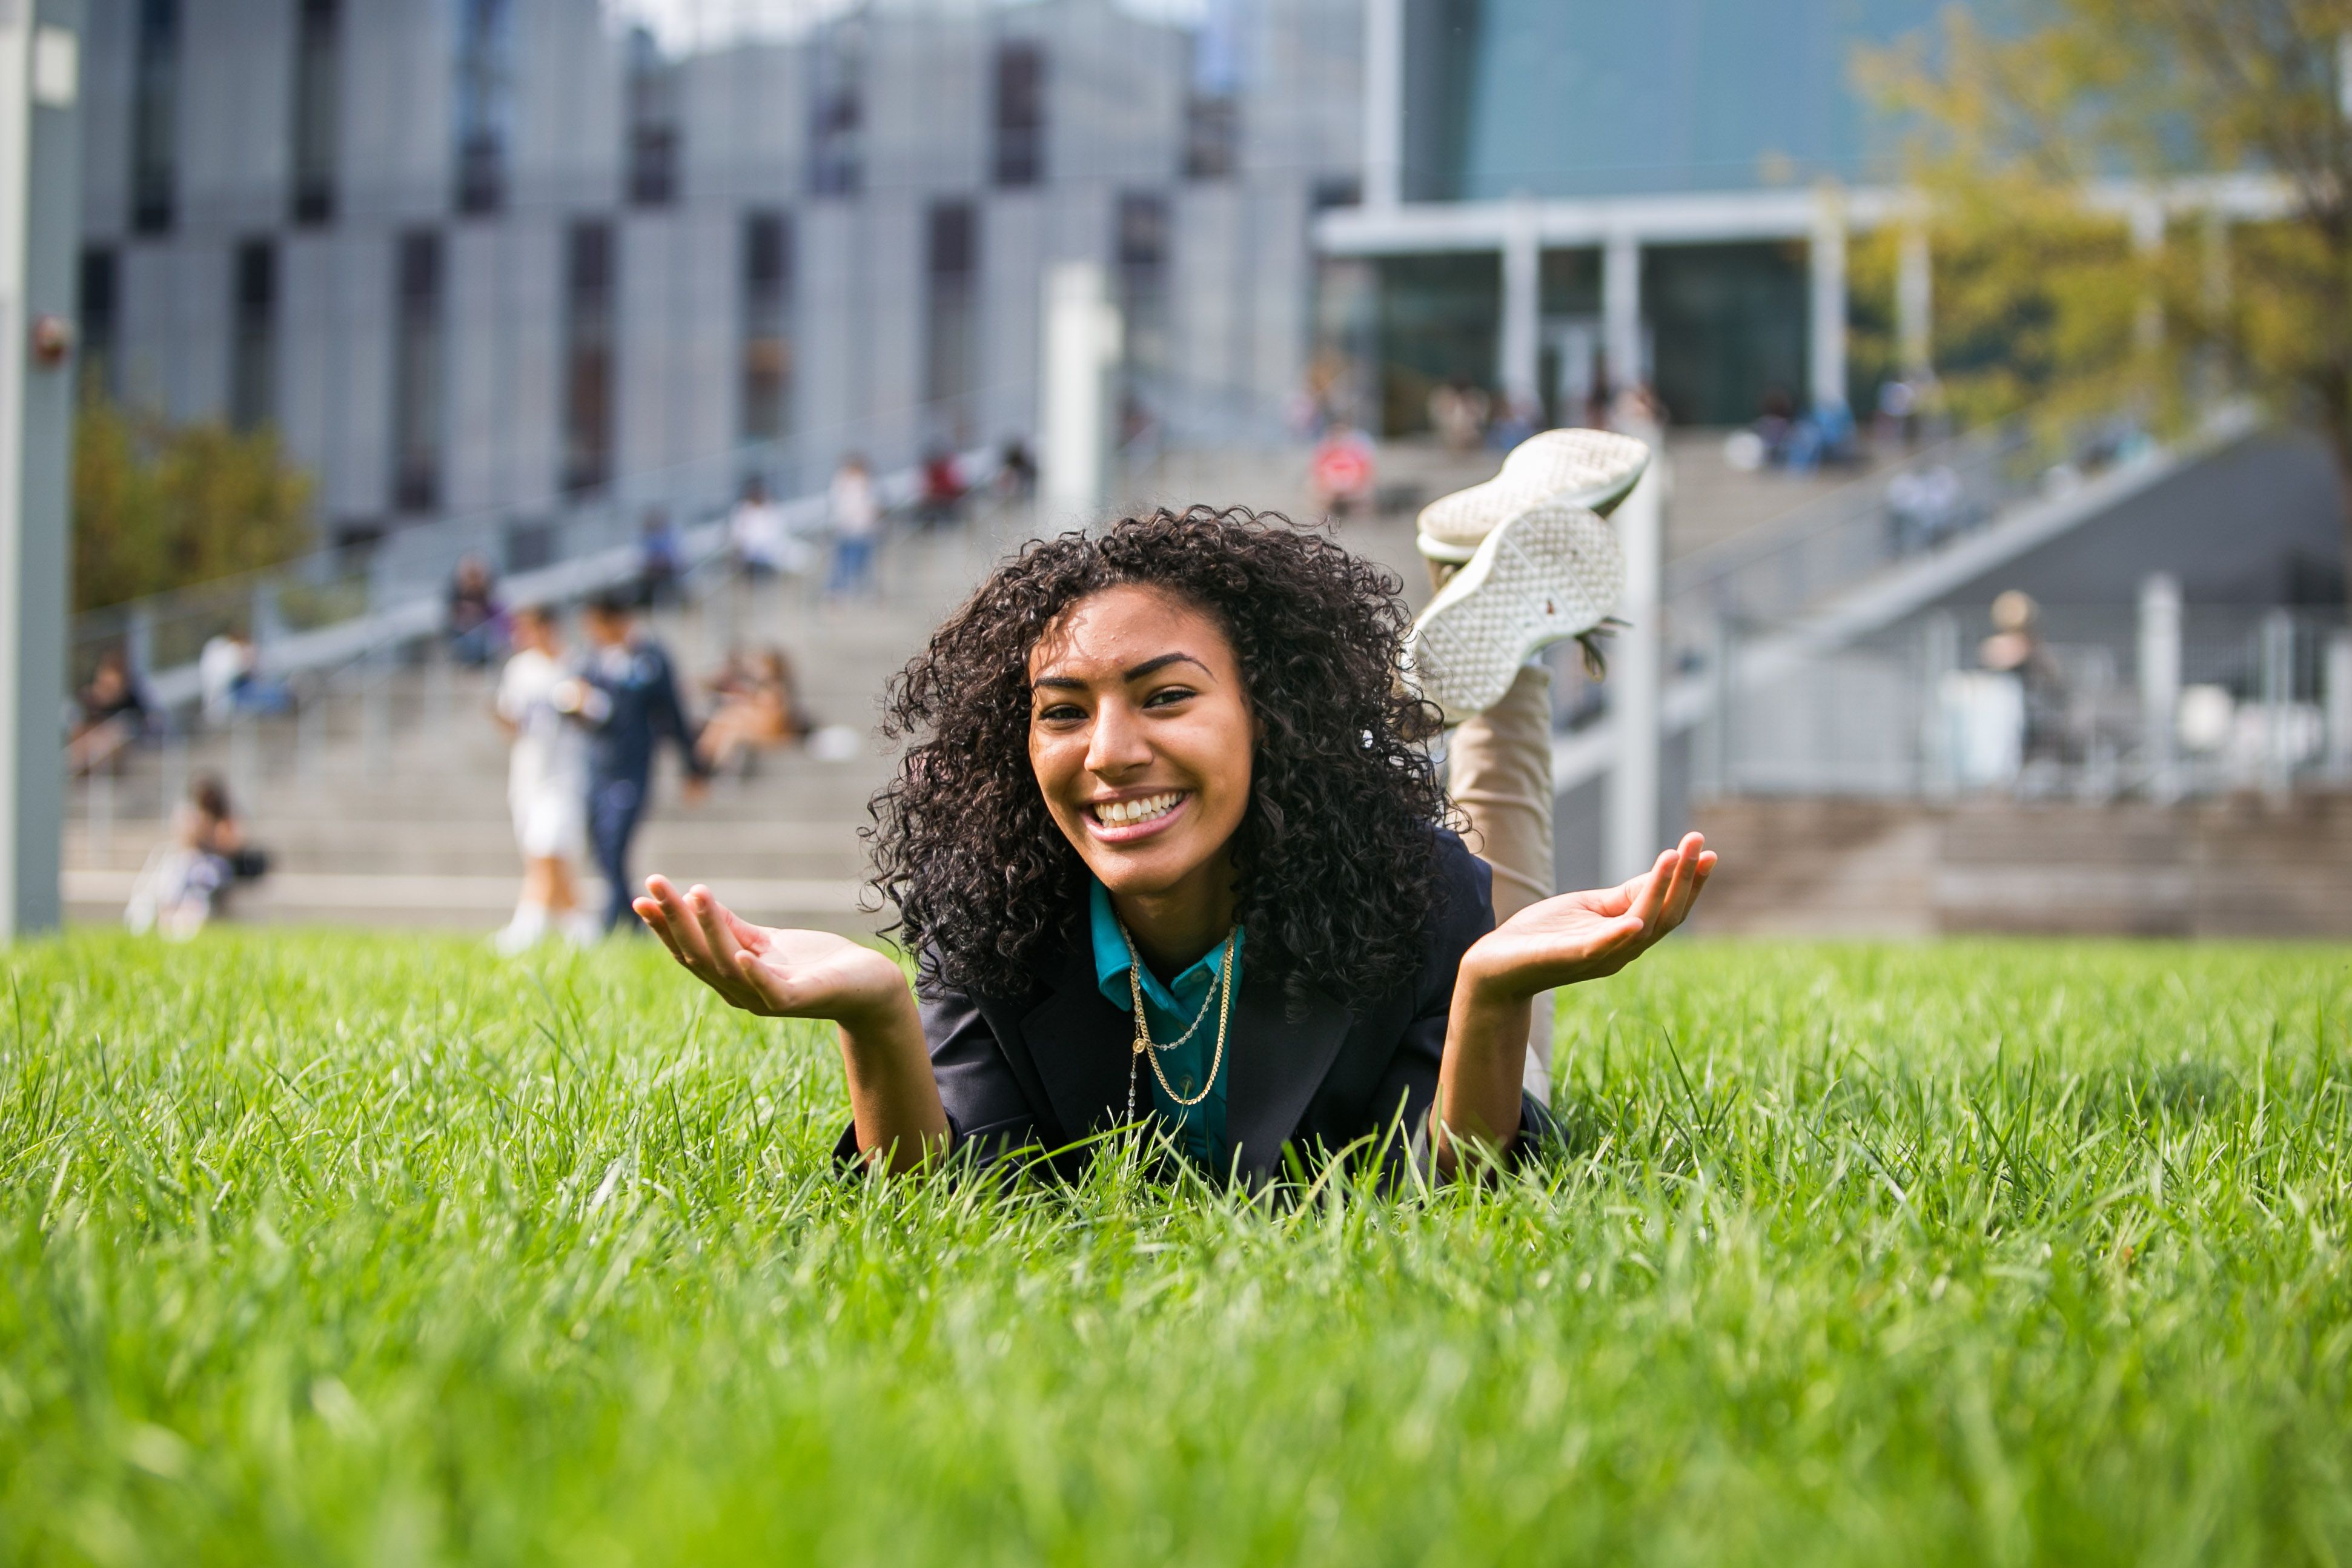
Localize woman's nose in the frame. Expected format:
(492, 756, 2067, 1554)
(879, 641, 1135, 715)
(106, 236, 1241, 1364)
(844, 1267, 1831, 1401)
(1084, 703, 1153, 774)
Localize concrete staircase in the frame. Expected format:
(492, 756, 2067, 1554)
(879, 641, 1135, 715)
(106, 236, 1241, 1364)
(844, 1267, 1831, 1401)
(1690, 793, 2352, 938)
(66, 508, 1037, 936)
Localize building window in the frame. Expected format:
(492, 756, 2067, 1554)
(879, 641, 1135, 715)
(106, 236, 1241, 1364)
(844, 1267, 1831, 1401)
(740, 210, 793, 444)
(1181, 15, 1241, 181)
(562, 220, 616, 497)
(79, 248, 118, 399)
(924, 201, 979, 413)
(624, 26, 681, 208)
(454, 0, 514, 217)
(230, 239, 277, 430)
(1116, 191, 1171, 380)
(289, 0, 340, 225)
(992, 41, 1045, 188)
(130, 0, 178, 234)
(391, 230, 445, 514)
(809, 25, 863, 197)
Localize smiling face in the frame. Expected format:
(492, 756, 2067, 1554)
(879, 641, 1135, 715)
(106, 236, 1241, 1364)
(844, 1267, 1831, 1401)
(1027, 584, 1254, 917)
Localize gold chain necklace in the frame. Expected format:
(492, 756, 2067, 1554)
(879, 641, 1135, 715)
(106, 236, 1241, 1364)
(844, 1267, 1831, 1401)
(1118, 923, 1235, 1119)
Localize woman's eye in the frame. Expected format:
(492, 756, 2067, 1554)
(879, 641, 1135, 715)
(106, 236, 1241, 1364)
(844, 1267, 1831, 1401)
(1035, 703, 1084, 724)
(1142, 686, 1198, 708)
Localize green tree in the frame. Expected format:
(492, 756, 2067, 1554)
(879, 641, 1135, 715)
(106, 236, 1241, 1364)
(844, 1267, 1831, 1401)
(73, 389, 315, 612)
(1863, 0, 2352, 577)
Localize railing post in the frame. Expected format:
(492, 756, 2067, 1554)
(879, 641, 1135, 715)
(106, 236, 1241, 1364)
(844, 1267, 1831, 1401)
(2137, 574, 2182, 803)
(362, 650, 389, 778)
(2327, 630, 2352, 785)
(1695, 616, 1734, 801)
(1921, 610, 1959, 801)
(2260, 608, 2295, 803)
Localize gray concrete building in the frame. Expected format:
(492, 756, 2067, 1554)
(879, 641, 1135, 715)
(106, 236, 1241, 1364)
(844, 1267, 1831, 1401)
(76, 0, 1363, 543)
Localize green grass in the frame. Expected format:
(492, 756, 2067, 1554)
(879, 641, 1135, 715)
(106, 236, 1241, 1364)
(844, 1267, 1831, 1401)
(3, 933, 2350, 1566)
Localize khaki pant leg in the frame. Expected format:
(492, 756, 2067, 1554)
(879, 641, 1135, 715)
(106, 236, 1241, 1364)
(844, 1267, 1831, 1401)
(1445, 661, 1558, 1099)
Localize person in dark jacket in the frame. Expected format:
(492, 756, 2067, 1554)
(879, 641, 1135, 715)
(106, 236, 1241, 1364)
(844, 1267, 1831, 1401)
(563, 591, 712, 933)
(635, 509, 1712, 1183)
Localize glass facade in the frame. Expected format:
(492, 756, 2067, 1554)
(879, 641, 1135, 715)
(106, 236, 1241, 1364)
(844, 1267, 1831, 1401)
(1405, 0, 1943, 200)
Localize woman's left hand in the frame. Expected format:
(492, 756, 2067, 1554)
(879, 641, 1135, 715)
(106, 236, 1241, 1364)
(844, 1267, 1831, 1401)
(1462, 832, 1716, 999)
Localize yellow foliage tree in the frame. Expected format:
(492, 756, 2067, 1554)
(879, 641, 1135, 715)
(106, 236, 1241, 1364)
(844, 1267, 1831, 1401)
(1862, 0, 2352, 577)
(73, 389, 315, 612)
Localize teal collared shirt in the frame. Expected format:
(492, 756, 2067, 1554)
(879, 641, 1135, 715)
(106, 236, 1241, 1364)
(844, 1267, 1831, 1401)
(1088, 879, 1244, 1169)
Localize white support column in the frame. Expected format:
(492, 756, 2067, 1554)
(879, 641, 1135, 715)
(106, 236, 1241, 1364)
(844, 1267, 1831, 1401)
(0, 0, 78, 939)
(1363, 0, 1404, 209)
(1602, 231, 1640, 393)
(1897, 223, 1933, 383)
(1606, 434, 1665, 886)
(1809, 188, 1848, 412)
(2325, 630, 2352, 784)
(1039, 261, 1121, 520)
(2138, 572, 2182, 803)
(1499, 203, 1540, 413)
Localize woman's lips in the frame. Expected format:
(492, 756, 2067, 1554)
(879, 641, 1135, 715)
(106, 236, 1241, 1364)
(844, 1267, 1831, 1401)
(1083, 790, 1190, 844)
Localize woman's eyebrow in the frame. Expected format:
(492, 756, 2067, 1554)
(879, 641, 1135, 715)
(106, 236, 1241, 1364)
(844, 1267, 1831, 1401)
(1029, 650, 1210, 691)
(1122, 652, 1211, 681)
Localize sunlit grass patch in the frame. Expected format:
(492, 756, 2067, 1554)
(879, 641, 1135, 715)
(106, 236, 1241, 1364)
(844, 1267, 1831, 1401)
(3, 933, 2348, 1564)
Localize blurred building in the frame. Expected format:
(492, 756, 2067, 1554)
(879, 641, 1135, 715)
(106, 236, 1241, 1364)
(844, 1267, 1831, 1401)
(75, 0, 1362, 543)
(1319, 0, 1946, 433)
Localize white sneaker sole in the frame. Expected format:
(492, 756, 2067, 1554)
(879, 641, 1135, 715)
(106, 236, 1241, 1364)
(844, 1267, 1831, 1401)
(1404, 501, 1625, 721)
(1417, 428, 1651, 564)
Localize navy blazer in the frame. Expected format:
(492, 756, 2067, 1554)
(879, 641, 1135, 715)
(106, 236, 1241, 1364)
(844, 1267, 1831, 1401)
(835, 828, 1555, 1185)
(580, 638, 708, 787)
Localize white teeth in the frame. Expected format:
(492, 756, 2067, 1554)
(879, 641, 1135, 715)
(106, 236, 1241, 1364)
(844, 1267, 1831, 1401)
(1095, 792, 1181, 827)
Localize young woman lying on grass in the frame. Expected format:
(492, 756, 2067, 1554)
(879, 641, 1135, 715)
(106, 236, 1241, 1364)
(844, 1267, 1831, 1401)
(638, 501, 1712, 1182)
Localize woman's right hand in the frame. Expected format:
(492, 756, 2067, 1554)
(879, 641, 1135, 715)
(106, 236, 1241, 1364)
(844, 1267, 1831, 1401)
(634, 875, 909, 1025)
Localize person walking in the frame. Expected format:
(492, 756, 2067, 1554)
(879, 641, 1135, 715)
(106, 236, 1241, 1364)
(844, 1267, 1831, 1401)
(491, 604, 595, 953)
(826, 454, 881, 601)
(565, 591, 711, 933)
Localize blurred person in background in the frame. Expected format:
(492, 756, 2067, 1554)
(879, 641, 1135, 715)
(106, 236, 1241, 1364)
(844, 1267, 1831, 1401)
(915, 446, 967, 531)
(492, 604, 595, 953)
(1979, 589, 2067, 764)
(729, 477, 792, 580)
(827, 454, 881, 601)
(70, 647, 150, 776)
(1429, 382, 1489, 452)
(637, 507, 683, 609)
(448, 554, 505, 667)
(996, 436, 1037, 501)
(563, 591, 712, 933)
(697, 646, 815, 776)
(197, 628, 290, 723)
(1310, 422, 1375, 520)
(125, 772, 268, 939)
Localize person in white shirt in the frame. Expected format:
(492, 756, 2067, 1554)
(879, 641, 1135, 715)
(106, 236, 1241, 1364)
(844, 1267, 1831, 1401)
(728, 477, 792, 577)
(492, 605, 595, 951)
(826, 454, 881, 600)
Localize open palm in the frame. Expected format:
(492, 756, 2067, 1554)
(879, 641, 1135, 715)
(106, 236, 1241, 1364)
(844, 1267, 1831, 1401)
(1469, 832, 1715, 994)
(634, 875, 907, 1022)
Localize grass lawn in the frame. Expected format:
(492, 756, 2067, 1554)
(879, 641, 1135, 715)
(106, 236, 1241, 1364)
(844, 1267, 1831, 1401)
(3, 932, 2350, 1566)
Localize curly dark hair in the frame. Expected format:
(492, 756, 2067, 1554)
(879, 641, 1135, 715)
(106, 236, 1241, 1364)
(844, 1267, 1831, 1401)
(869, 506, 1451, 1006)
